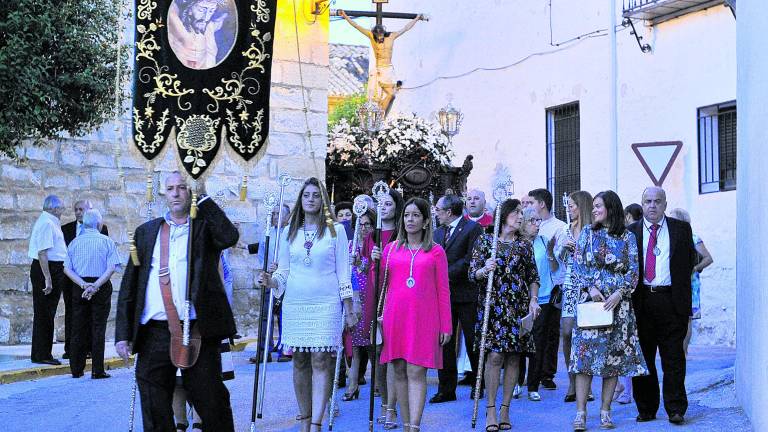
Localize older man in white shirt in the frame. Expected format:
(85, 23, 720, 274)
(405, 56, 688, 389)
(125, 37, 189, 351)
(28, 195, 68, 365)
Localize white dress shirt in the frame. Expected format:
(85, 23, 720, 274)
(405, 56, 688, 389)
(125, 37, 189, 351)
(140, 213, 197, 323)
(28, 211, 67, 262)
(642, 216, 672, 286)
(443, 216, 462, 243)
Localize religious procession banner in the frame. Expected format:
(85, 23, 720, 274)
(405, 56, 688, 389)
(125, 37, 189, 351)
(132, 0, 277, 179)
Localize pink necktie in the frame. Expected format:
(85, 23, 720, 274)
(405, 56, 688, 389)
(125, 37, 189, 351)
(645, 224, 659, 282)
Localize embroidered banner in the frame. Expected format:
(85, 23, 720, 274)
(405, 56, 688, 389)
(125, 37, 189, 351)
(132, 0, 276, 178)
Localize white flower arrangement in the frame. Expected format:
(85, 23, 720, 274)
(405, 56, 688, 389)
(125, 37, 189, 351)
(327, 114, 454, 167)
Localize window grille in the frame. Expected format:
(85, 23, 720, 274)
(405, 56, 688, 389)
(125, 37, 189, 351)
(546, 102, 581, 220)
(698, 101, 736, 193)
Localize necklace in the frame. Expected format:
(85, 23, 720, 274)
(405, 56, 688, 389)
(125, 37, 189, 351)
(406, 243, 421, 288)
(302, 224, 318, 266)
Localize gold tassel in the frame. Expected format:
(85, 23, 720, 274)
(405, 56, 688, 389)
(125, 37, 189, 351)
(129, 232, 140, 266)
(190, 190, 198, 219)
(239, 175, 248, 201)
(145, 174, 154, 202)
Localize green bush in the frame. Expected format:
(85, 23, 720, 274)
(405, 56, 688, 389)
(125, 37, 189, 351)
(0, 0, 129, 157)
(329, 93, 367, 128)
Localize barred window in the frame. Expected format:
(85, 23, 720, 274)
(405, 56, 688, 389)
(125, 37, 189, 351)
(698, 101, 736, 193)
(546, 102, 581, 220)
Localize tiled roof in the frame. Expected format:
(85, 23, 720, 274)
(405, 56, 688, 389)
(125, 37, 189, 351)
(329, 43, 369, 97)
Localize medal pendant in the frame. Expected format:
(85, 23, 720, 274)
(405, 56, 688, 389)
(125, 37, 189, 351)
(653, 246, 661, 256)
(406, 277, 416, 288)
(304, 241, 313, 250)
(303, 255, 312, 266)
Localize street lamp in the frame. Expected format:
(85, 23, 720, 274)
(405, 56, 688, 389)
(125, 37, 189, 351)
(438, 102, 464, 144)
(357, 99, 384, 134)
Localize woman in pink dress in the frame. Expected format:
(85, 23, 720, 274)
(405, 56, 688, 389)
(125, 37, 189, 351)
(375, 197, 452, 432)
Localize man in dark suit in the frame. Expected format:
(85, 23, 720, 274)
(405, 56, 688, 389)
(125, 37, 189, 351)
(430, 194, 484, 403)
(115, 171, 238, 431)
(61, 200, 109, 359)
(630, 187, 697, 425)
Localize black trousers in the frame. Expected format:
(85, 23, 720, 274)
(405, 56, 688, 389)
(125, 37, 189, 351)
(135, 322, 234, 432)
(69, 278, 111, 375)
(30, 260, 64, 362)
(437, 301, 479, 395)
(527, 302, 561, 391)
(632, 292, 688, 417)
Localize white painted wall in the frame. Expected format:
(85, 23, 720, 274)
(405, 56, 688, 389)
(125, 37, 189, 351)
(375, 0, 736, 345)
(735, 1, 768, 430)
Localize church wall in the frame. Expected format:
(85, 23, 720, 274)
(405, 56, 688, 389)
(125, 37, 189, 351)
(383, 0, 736, 345)
(0, 2, 329, 344)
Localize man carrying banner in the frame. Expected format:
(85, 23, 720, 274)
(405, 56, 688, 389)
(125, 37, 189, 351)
(115, 171, 239, 432)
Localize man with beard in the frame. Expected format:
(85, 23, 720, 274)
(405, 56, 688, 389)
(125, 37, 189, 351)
(168, 0, 229, 70)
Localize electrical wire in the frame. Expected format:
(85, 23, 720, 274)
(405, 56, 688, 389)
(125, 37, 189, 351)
(400, 25, 629, 91)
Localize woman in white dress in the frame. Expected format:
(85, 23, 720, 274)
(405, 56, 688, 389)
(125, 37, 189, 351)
(258, 177, 357, 432)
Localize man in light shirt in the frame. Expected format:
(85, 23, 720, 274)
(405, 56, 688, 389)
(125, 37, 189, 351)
(527, 188, 566, 390)
(63, 209, 121, 379)
(115, 171, 238, 431)
(28, 195, 68, 365)
(61, 199, 109, 360)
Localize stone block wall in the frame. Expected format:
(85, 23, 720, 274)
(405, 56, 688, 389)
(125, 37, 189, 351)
(0, 3, 329, 345)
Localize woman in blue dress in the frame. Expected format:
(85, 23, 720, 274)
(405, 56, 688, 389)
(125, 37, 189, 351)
(569, 191, 647, 431)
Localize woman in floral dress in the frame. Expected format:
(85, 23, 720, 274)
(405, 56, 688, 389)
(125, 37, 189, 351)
(569, 191, 647, 431)
(469, 199, 541, 432)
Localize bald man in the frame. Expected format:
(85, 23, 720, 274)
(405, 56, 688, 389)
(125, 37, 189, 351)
(61, 200, 109, 359)
(464, 189, 493, 227)
(628, 187, 697, 425)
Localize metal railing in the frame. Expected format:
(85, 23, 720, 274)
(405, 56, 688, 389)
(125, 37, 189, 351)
(623, 0, 663, 12)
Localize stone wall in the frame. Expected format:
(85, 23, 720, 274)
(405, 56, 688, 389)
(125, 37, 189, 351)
(0, 3, 329, 345)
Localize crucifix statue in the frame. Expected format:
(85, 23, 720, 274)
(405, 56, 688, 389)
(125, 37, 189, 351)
(335, 0, 426, 116)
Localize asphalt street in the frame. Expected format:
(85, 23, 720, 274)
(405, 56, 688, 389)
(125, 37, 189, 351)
(0, 345, 751, 431)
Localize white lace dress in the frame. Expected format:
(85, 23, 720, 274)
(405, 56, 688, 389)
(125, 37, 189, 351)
(273, 224, 352, 352)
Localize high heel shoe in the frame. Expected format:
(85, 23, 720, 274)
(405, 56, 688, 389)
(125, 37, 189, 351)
(485, 405, 499, 432)
(342, 388, 359, 401)
(600, 410, 615, 429)
(573, 411, 587, 431)
(384, 407, 400, 429)
(377, 404, 388, 424)
(499, 403, 512, 431)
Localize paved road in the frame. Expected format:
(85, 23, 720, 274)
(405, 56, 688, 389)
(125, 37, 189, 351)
(0, 345, 751, 431)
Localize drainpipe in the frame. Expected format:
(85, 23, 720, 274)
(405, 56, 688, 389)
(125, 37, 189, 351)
(610, 0, 619, 190)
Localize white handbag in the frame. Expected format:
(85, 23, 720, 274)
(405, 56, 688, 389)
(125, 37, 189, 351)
(576, 302, 613, 329)
(576, 230, 614, 329)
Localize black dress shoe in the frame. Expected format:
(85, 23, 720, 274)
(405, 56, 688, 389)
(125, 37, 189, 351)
(33, 358, 62, 366)
(669, 413, 684, 424)
(62, 353, 69, 360)
(457, 375, 476, 386)
(72, 372, 84, 378)
(428, 392, 457, 403)
(636, 413, 657, 422)
(541, 378, 557, 390)
(92, 372, 111, 379)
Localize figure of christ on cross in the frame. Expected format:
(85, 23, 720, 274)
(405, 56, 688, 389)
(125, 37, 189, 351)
(339, 9, 424, 115)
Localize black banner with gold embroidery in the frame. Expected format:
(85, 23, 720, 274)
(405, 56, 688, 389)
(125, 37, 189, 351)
(132, 0, 276, 179)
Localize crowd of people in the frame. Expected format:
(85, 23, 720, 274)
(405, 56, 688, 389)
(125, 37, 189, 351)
(26, 171, 713, 432)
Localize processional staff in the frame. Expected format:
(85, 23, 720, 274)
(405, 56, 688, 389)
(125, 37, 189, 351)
(471, 177, 515, 429)
(256, 174, 294, 418)
(328, 196, 369, 431)
(250, 191, 278, 432)
(368, 180, 390, 432)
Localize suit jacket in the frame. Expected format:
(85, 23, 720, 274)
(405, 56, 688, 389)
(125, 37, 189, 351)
(629, 217, 697, 318)
(434, 217, 484, 304)
(115, 198, 239, 353)
(62, 221, 109, 245)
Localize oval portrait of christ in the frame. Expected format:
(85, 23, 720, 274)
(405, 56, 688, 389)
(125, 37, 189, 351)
(168, 0, 238, 70)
